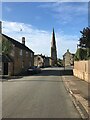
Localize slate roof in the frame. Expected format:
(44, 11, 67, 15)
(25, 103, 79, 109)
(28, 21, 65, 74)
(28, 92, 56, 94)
(34, 54, 45, 58)
(2, 34, 34, 53)
(63, 51, 75, 57)
(34, 54, 52, 59)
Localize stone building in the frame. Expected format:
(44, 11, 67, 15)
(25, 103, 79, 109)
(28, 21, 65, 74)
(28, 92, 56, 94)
(51, 28, 57, 66)
(63, 49, 74, 67)
(1, 34, 34, 76)
(34, 54, 51, 67)
(44, 56, 51, 67)
(34, 54, 45, 67)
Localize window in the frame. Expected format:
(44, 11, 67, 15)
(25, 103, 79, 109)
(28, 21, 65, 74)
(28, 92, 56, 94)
(20, 49, 22, 56)
(26, 51, 28, 57)
(29, 62, 31, 66)
(38, 57, 40, 61)
(31, 52, 33, 58)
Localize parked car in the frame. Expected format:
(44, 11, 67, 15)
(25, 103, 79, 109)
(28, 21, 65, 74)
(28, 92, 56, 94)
(27, 66, 41, 75)
(27, 67, 34, 75)
(32, 66, 41, 74)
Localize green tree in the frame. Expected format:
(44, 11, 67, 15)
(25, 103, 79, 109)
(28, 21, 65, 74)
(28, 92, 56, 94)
(74, 48, 87, 61)
(78, 27, 90, 59)
(2, 39, 12, 54)
(57, 58, 63, 66)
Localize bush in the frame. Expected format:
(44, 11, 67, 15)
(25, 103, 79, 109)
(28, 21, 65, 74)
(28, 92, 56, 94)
(74, 48, 87, 61)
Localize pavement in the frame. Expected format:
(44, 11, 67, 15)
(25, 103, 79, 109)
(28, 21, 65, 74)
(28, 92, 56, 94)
(61, 68, 90, 119)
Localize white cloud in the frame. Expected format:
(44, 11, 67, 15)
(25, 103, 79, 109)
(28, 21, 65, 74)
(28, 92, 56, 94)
(2, 21, 78, 59)
(38, 2, 88, 24)
(2, 21, 51, 56)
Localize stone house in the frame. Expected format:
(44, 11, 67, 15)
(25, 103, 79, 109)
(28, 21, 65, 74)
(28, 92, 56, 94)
(1, 34, 34, 76)
(63, 49, 74, 67)
(44, 57, 51, 67)
(34, 54, 51, 67)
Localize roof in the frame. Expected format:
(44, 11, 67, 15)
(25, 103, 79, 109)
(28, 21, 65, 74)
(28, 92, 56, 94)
(34, 54, 45, 58)
(34, 54, 52, 59)
(2, 34, 34, 53)
(0, 54, 13, 62)
(63, 49, 75, 57)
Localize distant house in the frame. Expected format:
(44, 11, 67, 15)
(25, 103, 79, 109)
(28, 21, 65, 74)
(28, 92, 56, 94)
(63, 49, 74, 67)
(34, 54, 51, 67)
(1, 34, 34, 76)
(44, 56, 51, 67)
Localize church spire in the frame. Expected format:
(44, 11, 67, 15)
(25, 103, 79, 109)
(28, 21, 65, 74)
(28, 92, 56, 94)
(51, 28, 56, 47)
(51, 28, 57, 66)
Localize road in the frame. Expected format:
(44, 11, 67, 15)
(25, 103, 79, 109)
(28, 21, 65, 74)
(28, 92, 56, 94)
(2, 67, 81, 118)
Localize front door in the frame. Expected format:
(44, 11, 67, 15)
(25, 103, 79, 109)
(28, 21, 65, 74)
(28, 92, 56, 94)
(3, 63, 8, 75)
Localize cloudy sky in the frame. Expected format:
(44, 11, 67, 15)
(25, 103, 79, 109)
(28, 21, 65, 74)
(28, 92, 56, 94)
(2, 2, 88, 58)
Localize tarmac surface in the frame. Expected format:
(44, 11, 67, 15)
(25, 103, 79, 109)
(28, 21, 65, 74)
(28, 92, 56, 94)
(2, 67, 82, 119)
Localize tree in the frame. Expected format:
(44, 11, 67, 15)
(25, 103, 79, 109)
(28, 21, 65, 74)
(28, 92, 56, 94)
(74, 48, 87, 61)
(2, 39, 12, 54)
(57, 58, 63, 67)
(79, 27, 90, 47)
(78, 27, 90, 59)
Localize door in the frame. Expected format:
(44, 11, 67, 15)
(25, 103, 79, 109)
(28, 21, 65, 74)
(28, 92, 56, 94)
(3, 63, 8, 75)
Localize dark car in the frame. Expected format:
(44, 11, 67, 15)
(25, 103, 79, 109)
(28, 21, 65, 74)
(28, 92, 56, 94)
(32, 66, 41, 74)
(27, 67, 34, 74)
(27, 66, 41, 75)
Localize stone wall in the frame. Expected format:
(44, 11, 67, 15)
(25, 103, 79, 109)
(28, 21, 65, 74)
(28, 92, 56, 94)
(13, 47, 34, 75)
(73, 60, 90, 83)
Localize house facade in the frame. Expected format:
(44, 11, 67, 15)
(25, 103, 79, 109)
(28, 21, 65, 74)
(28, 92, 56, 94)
(34, 54, 51, 67)
(1, 34, 34, 76)
(63, 49, 74, 67)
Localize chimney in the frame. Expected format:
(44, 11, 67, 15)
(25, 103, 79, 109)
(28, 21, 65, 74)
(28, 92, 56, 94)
(67, 49, 69, 52)
(22, 37, 25, 45)
(0, 21, 2, 34)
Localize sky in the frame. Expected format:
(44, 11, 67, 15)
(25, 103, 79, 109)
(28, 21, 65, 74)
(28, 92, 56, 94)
(2, 2, 88, 59)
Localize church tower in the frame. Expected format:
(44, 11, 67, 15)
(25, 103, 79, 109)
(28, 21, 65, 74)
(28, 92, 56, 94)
(51, 28, 57, 66)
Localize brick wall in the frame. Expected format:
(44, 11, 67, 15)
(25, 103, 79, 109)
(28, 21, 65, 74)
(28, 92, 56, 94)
(73, 60, 90, 83)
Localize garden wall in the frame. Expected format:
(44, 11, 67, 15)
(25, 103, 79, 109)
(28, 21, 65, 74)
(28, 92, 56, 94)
(73, 60, 90, 83)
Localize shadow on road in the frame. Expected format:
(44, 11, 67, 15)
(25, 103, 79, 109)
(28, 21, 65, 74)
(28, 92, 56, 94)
(2, 67, 73, 81)
(2, 76, 23, 82)
(61, 69, 73, 76)
(33, 69, 73, 76)
(14, 69, 73, 77)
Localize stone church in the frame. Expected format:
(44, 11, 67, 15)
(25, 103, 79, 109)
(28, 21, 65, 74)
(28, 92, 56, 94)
(51, 28, 57, 66)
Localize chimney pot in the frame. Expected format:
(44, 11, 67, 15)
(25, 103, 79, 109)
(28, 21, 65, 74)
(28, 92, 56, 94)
(22, 37, 25, 45)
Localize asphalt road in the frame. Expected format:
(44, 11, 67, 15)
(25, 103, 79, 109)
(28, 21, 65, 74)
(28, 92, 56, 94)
(2, 67, 81, 118)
